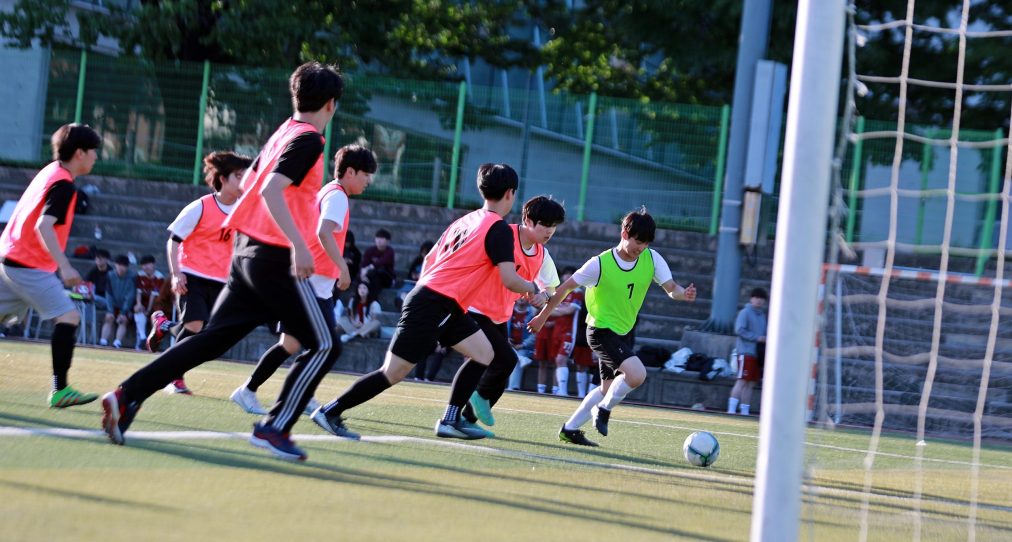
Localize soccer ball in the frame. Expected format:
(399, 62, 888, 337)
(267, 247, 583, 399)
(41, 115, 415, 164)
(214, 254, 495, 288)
(683, 431, 720, 467)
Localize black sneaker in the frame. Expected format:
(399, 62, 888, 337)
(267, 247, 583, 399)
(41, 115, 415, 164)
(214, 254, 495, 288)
(559, 426, 599, 447)
(461, 402, 479, 424)
(101, 388, 140, 445)
(434, 417, 487, 440)
(310, 407, 360, 440)
(250, 422, 307, 461)
(592, 405, 611, 436)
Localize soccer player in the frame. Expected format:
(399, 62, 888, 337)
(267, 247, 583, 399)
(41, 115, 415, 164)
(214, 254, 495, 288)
(462, 195, 564, 432)
(0, 123, 101, 407)
(230, 144, 376, 417)
(529, 208, 697, 446)
(150, 151, 252, 395)
(101, 62, 345, 461)
(311, 163, 541, 440)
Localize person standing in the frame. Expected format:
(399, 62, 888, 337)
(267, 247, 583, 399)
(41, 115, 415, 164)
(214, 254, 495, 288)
(100, 62, 345, 462)
(530, 209, 697, 446)
(0, 123, 101, 407)
(727, 287, 768, 416)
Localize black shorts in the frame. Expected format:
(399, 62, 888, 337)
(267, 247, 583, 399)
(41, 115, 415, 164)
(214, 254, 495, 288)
(587, 326, 636, 381)
(176, 273, 225, 324)
(390, 286, 480, 364)
(278, 296, 337, 335)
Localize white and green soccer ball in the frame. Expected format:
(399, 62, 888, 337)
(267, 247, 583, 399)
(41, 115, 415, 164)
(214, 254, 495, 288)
(683, 431, 720, 468)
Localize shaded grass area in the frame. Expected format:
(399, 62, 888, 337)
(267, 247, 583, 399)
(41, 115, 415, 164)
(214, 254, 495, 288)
(1, 341, 1010, 541)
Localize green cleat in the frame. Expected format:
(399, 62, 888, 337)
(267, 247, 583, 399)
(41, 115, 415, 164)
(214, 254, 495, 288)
(49, 386, 99, 408)
(459, 418, 494, 438)
(468, 391, 495, 426)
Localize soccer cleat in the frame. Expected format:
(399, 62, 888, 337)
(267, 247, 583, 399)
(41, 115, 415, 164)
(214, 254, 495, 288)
(459, 418, 494, 439)
(146, 311, 169, 352)
(164, 379, 192, 395)
(468, 391, 495, 426)
(434, 418, 487, 440)
(592, 405, 611, 436)
(250, 422, 307, 461)
(310, 407, 360, 440)
(100, 388, 140, 445)
(303, 397, 321, 416)
(48, 386, 98, 408)
(230, 386, 267, 415)
(559, 426, 599, 447)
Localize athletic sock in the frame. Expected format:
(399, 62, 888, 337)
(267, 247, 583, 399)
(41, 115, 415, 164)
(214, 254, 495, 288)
(536, 384, 546, 394)
(563, 387, 604, 431)
(133, 312, 147, 346)
(740, 404, 750, 415)
(51, 322, 77, 391)
(727, 397, 740, 414)
(555, 367, 569, 394)
(324, 370, 391, 416)
(576, 371, 588, 397)
(246, 343, 290, 392)
(448, 359, 486, 408)
(442, 405, 461, 424)
(599, 373, 634, 411)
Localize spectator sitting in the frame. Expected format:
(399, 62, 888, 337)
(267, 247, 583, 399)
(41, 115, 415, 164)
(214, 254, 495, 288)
(396, 240, 434, 307)
(100, 255, 136, 348)
(360, 228, 395, 298)
(507, 298, 537, 391)
(343, 229, 362, 293)
(133, 254, 165, 350)
(338, 282, 382, 343)
(85, 248, 111, 311)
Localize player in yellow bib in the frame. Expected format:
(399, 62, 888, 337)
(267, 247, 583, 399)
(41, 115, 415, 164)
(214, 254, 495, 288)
(529, 208, 696, 446)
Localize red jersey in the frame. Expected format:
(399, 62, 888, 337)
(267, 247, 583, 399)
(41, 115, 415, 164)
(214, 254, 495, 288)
(548, 288, 584, 334)
(469, 224, 545, 324)
(178, 194, 232, 282)
(224, 119, 323, 248)
(508, 306, 529, 345)
(0, 162, 76, 272)
(136, 270, 166, 307)
(418, 209, 504, 311)
(310, 182, 349, 280)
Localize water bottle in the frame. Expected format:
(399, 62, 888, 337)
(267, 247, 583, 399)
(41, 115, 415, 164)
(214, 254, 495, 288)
(94, 225, 102, 240)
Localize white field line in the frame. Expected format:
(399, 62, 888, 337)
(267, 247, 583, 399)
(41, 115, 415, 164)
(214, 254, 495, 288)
(3, 425, 1011, 515)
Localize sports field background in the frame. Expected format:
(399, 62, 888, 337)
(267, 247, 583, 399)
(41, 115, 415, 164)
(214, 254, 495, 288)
(1, 341, 1010, 541)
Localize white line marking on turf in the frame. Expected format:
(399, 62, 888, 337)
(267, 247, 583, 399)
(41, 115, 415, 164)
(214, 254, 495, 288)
(4, 426, 1011, 515)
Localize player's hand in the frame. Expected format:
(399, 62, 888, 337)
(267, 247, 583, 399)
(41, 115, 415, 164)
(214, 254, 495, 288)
(291, 245, 314, 279)
(337, 272, 352, 291)
(683, 283, 697, 302)
(171, 273, 188, 295)
(60, 265, 82, 288)
(528, 290, 548, 308)
(527, 311, 549, 334)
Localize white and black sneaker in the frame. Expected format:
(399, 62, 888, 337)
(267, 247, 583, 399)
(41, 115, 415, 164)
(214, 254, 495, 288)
(559, 426, 599, 447)
(310, 407, 360, 440)
(434, 417, 487, 440)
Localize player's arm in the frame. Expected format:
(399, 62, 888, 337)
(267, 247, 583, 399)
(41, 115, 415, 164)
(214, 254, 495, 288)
(261, 173, 313, 278)
(166, 236, 186, 294)
(528, 276, 579, 333)
(486, 221, 537, 296)
(318, 218, 351, 290)
(165, 200, 201, 295)
(653, 249, 696, 302)
(34, 182, 80, 287)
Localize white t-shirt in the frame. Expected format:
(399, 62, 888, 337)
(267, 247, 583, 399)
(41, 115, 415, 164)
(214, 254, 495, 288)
(571, 248, 673, 288)
(467, 245, 561, 322)
(167, 196, 237, 239)
(310, 187, 350, 299)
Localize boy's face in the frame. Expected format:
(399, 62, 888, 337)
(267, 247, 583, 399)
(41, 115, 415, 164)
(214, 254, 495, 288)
(750, 296, 767, 310)
(114, 263, 128, 276)
(340, 167, 373, 196)
(95, 255, 108, 268)
(75, 147, 98, 175)
(374, 236, 389, 250)
(619, 230, 650, 259)
(523, 218, 557, 245)
(220, 170, 245, 199)
(141, 263, 155, 274)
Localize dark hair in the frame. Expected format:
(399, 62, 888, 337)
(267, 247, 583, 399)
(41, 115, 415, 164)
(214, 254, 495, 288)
(750, 287, 768, 300)
(334, 144, 377, 179)
(345, 229, 357, 246)
(95, 248, 110, 259)
(140, 255, 156, 265)
(522, 195, 565, 228)
(203, 151, 253, 191)
(476, 163, 518, 201)
(420, 240, 434, 254)
(375, 228, 391, 240)
(561, 266, 577, 276)
(51, 123, 101, 162)
(113, 254, 130, 266)
(290, 62, 344, 112)
(621, 208, 656, 243)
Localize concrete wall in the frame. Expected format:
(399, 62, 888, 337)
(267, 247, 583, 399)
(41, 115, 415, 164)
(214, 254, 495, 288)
(0, 46, 48, 162)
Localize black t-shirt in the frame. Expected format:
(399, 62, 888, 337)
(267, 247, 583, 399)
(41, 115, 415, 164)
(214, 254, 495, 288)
(484, 221, 514, 266)
(272, 131, 323, 186)
(43, 181, 75, 225)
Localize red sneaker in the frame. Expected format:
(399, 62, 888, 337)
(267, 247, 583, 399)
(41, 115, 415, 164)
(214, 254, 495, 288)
(146, 311, 169, 352)
(165, 379, 192, 395)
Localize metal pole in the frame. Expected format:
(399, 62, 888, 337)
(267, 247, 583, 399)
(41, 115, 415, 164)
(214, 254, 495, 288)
(447, 81, 467, 209)
(710, 104, 731, 236)
(192, 60, 211, 186)
(703, 0, 773, 332)
(834, 272, 843, 424)
(73, 49, 88, 124)
(975, 128, 1004, 276)
(577, 92, 597, 221)
(845, 116, 865, 243)
(752, 1, 845, 540)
